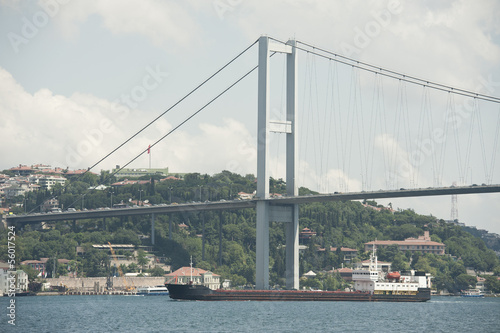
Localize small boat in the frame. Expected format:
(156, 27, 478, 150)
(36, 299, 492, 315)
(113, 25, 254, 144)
(460, 289, 484, 297)
(136, 286, 169, 296)
(3, 288, 34, 297)
(386, 272, 401, 280)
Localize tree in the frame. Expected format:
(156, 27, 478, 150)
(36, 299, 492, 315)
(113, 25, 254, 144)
(391, 253, 409, 272)
(149, 266, 165, 277)
(300, 277, 322, 290)
(81, 247, 109, 277)
(484, 275, 500, 293)
(20, 265, 40, 283)
(127, 262, 138, 273)
(455, 274, 476, 292)
(136, 250, 149, 273)
(377, 244, 399, 262)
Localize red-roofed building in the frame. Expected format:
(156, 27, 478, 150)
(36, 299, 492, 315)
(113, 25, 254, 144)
(160, 176, 181, 181)
(364, 231, 445, 255)
(237, 191, 254, 200)
(299, 228, 316, 243)
(9, 165, 35, 176)
(21, 258, 71, 278)
(21, 260, 47, 277)
(476, 276, 486, 293)
(166, 266, 220, 290)
(362, 203, 395, 213)
(332, 267, 354, 281)
(37, 167, 65, 174)
(65, 169, 92, 175)
(317, 247, 359, 263)
(178, 223, 189, 234)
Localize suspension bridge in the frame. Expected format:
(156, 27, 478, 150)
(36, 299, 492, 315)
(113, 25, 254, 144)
(6, 36, 500, 290)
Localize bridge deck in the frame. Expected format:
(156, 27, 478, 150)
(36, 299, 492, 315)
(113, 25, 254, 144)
(5, 184, 500, 224)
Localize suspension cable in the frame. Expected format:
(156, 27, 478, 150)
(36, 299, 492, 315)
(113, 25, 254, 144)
(268, 37, 500, 104)
(293, 39, 500, 104)
(66, 52, 277, 210)
(29, 40, 259, 213)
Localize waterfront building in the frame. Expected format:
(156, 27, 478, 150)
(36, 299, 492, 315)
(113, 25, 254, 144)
(0, 262, 9, 294)
(166, 267, 221, 290)
(21, 259, 47, 277)
(0, 262, 29, 294)
(21, 258, 71, 278)
(14, 270, 28, 291)
(364, 231, 445, 255)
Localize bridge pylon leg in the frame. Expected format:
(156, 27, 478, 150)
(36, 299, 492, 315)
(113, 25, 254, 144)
(285, 204, 299, 289)
(256, 201, 270, 289)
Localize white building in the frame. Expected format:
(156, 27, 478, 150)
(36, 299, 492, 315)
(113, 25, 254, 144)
(0, 262, 9, 295)
(38, 175, 67, 190)
(0, 262, 28, 295)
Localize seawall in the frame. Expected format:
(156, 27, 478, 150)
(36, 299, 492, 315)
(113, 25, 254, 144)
(45, 276, 165, 292)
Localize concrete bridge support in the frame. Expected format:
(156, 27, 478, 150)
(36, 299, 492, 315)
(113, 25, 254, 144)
(256, 36, 299, 290)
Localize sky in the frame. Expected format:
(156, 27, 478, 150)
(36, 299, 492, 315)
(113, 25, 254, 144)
(1, 0, 500, 234)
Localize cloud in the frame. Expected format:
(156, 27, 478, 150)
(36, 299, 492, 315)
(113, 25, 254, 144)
(231, 0, 500, 87)
(0, 66, 260, 176)
(0, 67, 136, 170)
(158, 118, 257, 175)
(54, 0, 202, 49)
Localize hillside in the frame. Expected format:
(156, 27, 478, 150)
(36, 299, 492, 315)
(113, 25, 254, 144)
(2, 170, 500, 293)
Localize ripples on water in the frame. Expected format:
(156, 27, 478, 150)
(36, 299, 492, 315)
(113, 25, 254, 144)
(1, 295, 499, 332)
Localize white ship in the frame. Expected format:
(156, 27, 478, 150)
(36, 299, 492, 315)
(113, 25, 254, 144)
(352, 247, 432, 297)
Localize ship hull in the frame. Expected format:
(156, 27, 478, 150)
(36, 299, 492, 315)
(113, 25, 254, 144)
(166, 284, 430, 302)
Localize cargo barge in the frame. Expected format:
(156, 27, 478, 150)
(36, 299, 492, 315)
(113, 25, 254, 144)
(166, 251, 432, 302)
(166, 283, 430, 302)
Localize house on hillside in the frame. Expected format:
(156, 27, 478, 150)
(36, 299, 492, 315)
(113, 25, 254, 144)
(364, 231, 445, 255)
(317, 246, 358, 263)
(332, 267, 354, 281)
(299, 228, 316, 244)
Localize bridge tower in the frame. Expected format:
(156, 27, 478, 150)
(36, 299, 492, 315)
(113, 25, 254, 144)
(256, 36, 299, 290)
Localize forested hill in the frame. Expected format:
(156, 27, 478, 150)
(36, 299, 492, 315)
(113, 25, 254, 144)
(2, 170, 500, 293)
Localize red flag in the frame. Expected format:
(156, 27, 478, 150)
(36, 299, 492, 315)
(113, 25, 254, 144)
(147, 145, 151, 154)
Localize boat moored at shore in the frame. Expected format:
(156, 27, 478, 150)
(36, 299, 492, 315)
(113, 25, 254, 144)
(460, 289, 484, 297)
(136, 286, 169, 296)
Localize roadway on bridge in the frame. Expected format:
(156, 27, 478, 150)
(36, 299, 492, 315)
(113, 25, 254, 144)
(5, 184, 500, 225)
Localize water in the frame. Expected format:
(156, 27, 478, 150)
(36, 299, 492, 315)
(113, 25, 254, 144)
(1, 295, 499, 332)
